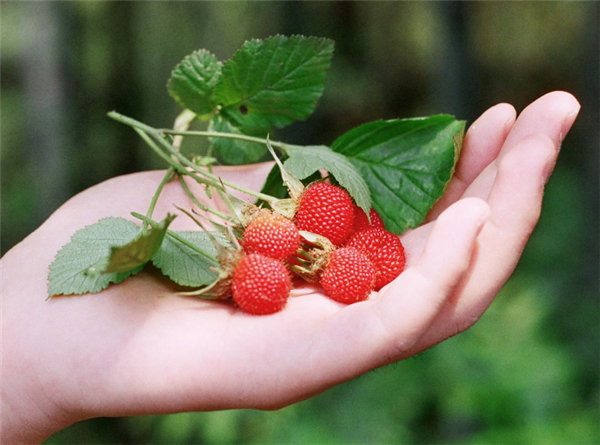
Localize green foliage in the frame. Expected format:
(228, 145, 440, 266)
(214, 35, 334, 130)
(332, 115, 465, 233)
(167, 49, 222, 117)
(151, 231, 223, 287)
(48, 217, 144, 296)
(168, 35, 334, 165)
(208, 116, 267, 165)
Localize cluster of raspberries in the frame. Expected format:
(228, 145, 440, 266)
(230, 182, 406, 315)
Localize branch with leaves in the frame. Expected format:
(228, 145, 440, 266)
(48, 35, 465, 300)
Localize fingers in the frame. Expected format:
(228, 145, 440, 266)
(407, 133, 563, 354)
(487, 134, 556, 232)
(427, 91, 579, 222)
(499, 91, 580, 157)
(426, 103, 516, 220)
(309, 198, 489, 382)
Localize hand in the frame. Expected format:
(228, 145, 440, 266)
(0, 91, 579, 444)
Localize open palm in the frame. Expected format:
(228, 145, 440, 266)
(0, 91, 579, 443)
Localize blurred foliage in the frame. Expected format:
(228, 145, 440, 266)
(1, 1, 598, 444)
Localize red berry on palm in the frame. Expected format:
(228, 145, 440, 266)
(231, 253, 291, 315)
(346, 228, 406, 290)
(242, 212, 300, 261)
(352, 205, 385, 233)
(295, 183, 354, 246)
(320, 247, 376, 304)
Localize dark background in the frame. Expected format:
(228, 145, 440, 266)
(1, 2, 599, 444)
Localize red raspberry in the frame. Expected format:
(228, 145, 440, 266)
(295, 183, 354, 246)
(231, 254, 291, 315)
(346, 228, 406, 290)
(320, 247, 376, 304)
(352, 205, 385, 233)
(242, 212, 300, 261)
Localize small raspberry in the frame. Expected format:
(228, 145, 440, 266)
(352, 205, 385, 233)
(320, 247, 376, 304)
(346, 228, 406, 290)
(242, 212, 300, 261)
(295, 183, 354, 246)
(231, 254, 291, 315)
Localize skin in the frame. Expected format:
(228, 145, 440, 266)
(0, 91, 580, 444)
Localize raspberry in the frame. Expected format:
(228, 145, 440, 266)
(352, 205, 385, 233)
(295, 183, 354, 246)
(346, 228, 406, 290)
(320, 247, 376, 304)
(231, 254, 291, 315)
(242, 212, 300, 261)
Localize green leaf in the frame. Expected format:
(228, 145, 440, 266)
(284, 144, 371, 214)
(331, 115, 466, 233)
(168, 49, 222, 116)
(103, 215, 176, 274)
(214, 35, 334, 130)
(209, 116, 268, 165)
(48, 217, 143, 296)
(152, 231, 226, 287)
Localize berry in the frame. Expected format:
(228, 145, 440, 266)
(346, 228, 406, 290)
(320, 247, 376, 304)
(295, 183, 354, 246)
(242, 212, 300, 261)
(352, 206, 385, 233)
(231, 254, 291, 315)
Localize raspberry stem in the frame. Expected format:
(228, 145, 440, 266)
(176, 174, 234, 223)
(108, 111, 278, 204)
(145, 166, 176, 223)
(160, 128, 290, 153)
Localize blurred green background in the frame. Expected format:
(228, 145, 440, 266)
(1, 2, 598, 444)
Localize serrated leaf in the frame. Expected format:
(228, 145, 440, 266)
(48, 217, 143, 296)
(331, 115, 466, 233)
(152, 231, 227, 287)
(102, 215, 176, 274)
(284, 144, 371, 214)
(168, 49, 222, 116)
(214, 35, 334, 130)
(209, 116, 268, 165)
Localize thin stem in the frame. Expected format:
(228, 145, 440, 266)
(177, 175, 234, 222)
(147, 131, 277, 203)
(133, 128, 224, 191)
(146, 166, 175, 221)
(110, 111, 278, 202)
(108, 111, 156, 134)
(160, 129, 289, 153)
(131, 212, 218, 263)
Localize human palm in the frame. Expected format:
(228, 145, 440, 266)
(0, 91, 579, 443)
